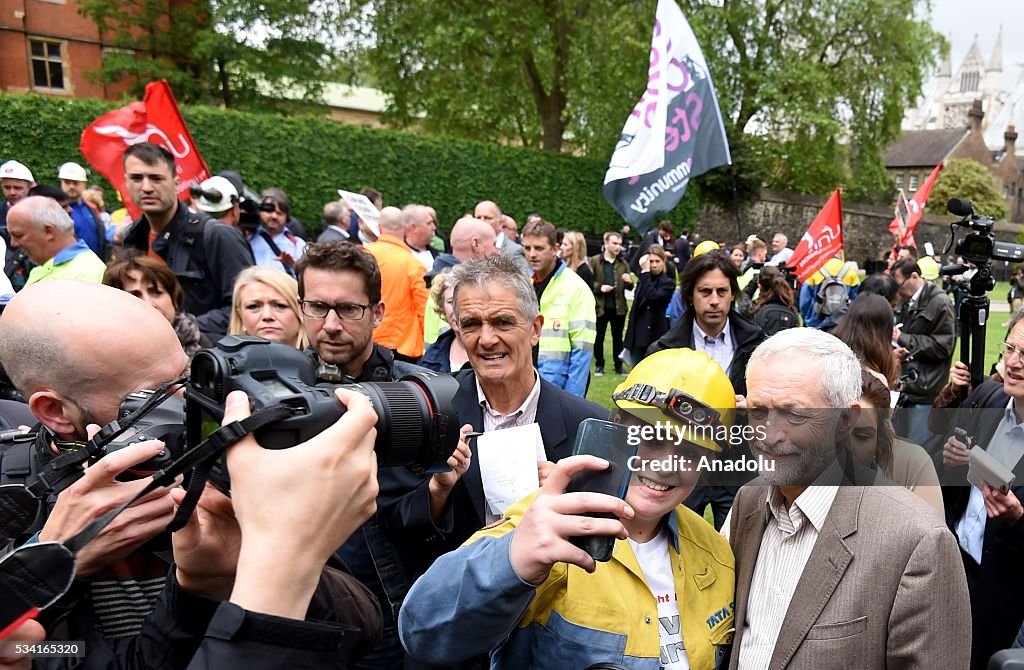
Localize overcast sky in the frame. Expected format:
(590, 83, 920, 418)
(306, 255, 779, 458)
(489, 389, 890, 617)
(927, 0, 1024, 89)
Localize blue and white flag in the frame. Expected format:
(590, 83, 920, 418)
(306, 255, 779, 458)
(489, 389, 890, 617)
(603, 0, 731, 233)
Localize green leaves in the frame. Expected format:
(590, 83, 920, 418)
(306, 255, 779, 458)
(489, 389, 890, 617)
(926, 159, 1009, 221)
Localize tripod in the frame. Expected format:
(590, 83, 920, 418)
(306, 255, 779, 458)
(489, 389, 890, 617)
(956, 264, 994, 388)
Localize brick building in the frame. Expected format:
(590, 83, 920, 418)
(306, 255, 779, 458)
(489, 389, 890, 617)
(884, 99, 1022, 222)
(0, 0, 139, 100)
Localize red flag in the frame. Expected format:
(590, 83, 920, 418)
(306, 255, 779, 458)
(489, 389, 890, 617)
(788, 189, 844, 283)
(80, 80, 210, 219)
(888, 163, 942, 247)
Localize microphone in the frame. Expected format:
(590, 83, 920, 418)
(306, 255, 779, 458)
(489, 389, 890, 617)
(947, 198, 974, 217)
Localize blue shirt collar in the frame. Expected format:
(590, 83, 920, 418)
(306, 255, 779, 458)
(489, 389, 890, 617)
(53, 239, 91, 265)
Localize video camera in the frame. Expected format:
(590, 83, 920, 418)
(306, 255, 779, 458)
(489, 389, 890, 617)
(944, 198, 1024, 266)
(237, 197, 276, 232)
(749, 261, 799, 291)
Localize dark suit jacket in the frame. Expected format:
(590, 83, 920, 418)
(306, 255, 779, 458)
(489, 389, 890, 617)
(727, 482, 970, 670)
(443, 368, 608, 547)
(940, 381, 1024, 668)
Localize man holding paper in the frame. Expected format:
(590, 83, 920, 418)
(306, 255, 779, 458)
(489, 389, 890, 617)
(941, 307, 1024, 668)
(443, 255, 606, 538)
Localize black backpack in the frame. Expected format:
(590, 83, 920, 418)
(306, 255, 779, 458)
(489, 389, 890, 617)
(753, 303, 799, 337)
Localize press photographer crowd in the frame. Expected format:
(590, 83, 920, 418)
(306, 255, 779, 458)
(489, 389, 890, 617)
(1, 139, 1024, 670)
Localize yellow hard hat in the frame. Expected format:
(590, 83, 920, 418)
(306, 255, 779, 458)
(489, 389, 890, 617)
(917, 256, 939, 281)
(612, 349, 736, 452)
(693, 240, 719, 257)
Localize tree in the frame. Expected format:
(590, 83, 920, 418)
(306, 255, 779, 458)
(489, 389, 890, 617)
(77, 0, 344, 110)
(343, 0, 944, 204)
(926, 159, 1008, 221)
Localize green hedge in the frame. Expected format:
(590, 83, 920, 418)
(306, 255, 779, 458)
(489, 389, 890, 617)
(0, 92, 698, 236)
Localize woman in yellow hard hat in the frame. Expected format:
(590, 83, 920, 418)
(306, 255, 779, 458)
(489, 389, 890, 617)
(400, 348, 737, 670)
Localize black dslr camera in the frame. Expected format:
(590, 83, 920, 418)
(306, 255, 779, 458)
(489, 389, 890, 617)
(187, 336, 460, 473)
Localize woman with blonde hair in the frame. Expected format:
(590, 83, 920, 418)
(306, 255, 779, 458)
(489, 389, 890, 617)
(420, 270, 470, 373)
(558, 230, 594, 288)
(229, 267, 308, 349)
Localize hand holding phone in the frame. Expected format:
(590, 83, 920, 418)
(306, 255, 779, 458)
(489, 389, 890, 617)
(508, 453, 634, 586)
(564, 419, 637, 562)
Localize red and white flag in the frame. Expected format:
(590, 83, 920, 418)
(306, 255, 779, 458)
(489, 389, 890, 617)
(888, 163, 942, 247)
(789, 189, 844, 283)
(80, 80, 210, 218)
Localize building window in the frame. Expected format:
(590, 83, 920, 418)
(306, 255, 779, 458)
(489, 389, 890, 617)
(960, 71, 980, 92)
(895, 174, 904, 190)
(909, 174, 919, 192)
(29, 39, 65, 90)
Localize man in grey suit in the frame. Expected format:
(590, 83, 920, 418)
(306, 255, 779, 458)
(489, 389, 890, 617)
(725, 328, 970, 670)
(474, 200, 530, 274)
(316, 200, 350, 243)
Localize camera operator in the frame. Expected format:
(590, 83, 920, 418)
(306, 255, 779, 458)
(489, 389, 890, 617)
(295, 241, 472, 669)
(890, 257, 955, 445)
(0, 387, 382, 670)
(0, 281, 381, 668)
(192, 176, 241, 231)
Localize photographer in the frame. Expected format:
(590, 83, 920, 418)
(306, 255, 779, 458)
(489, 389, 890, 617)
(0, 281, 381, 668)
(0, 387, 382, 670)
(891, 258, 955, 445)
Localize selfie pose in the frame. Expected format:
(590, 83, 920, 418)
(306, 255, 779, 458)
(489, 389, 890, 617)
(400, 349, 737, 670)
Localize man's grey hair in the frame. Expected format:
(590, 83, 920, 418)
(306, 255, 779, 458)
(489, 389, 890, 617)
(1008, 306, 1024, 335)
(0, 322, 76, 398)
(747, 328, 862, 407)
(12, 195, 74, 234)
(451, 255, 539, 322)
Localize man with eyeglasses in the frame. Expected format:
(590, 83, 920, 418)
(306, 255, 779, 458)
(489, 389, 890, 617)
(940, 307, 1024, 667)
(891, 257, 955, 445)
(295, 240, 473, 669)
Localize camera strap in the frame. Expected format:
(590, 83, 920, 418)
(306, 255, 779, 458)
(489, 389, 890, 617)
(64, 404, 293, 554)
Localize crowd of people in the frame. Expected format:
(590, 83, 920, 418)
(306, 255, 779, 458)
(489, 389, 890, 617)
(0, 144, 1019, 670)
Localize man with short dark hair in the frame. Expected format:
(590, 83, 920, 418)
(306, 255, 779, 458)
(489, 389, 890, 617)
(251, 188, 307, 274)
(588, 231, 632, 376)
(121, 143, 254, 338)
(521, 219, 596, 396)
(295, 240, 470, 669)
(891, 257, 955, 445)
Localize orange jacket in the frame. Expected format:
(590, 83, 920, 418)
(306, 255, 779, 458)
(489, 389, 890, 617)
(366, 233, 429, 358)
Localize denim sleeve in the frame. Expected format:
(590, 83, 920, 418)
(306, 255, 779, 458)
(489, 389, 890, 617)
(398, 532, 536, 664)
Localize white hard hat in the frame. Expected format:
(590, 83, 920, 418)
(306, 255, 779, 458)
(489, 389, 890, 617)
(57, 161, 88, 182)
(0, 160, 34, 182)
(194, 176, 238, 213)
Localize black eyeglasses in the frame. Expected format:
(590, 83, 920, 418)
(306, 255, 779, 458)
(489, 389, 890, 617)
(300, 300, 371, 321)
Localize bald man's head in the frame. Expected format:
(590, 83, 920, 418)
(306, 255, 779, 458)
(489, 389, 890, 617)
(450, 216, 499, 261)
(473, 201, 503, 233)
(0, 281, 187, 438)
(377, 206, 406, 236)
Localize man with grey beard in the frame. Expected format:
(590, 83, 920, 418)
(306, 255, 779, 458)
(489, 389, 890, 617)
(722, 328, 969, 670)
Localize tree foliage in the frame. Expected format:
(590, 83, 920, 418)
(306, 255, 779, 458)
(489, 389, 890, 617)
(77, 0, 344, 110)
(343, 0, 944, 204)
(926, 159, 1008, 221)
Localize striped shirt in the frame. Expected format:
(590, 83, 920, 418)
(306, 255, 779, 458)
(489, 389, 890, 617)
(737, 485, 839, 670)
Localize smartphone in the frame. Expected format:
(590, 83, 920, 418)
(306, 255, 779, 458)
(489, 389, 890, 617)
(564, 418, 637, 562)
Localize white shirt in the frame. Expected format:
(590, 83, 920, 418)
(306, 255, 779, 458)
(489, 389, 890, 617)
(737, 485, 840, 670)
(769, 248, 793, 265)
(0, 236, 13, 295)
(631, 529, 690, 669)
(476, 372, 541, 433)
(956, 398, 1024, 565)
(249, 227, 307, 273)
(693, 319, 735, 376)
(409, 246, 435, 272)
